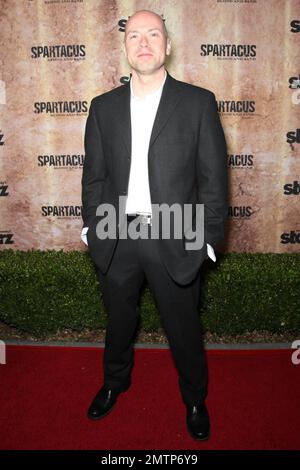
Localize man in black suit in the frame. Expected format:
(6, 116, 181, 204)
(81, 9, 228, 441)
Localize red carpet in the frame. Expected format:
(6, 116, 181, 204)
(0, 345, 299, 450)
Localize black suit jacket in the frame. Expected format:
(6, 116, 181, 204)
(82, 70, 228, 285)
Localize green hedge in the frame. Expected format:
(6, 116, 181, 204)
(0, 249, 299, 336)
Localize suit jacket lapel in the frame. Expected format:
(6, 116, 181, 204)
(111, 79, 131, 157)
(111, 69, 184, 158)
(149, 70, 183, 149)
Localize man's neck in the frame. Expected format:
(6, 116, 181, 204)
(130, 68, 166, 99)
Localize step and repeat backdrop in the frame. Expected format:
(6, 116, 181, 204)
(0, 0, 299, 253)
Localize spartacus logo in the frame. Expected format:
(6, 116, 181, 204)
(34, 101, 88, 115)
(228, 206, 252, 218)
(37, 154, 84, 168)
(41, 206, 82, 218)
(200, 44, 256, 59)
(218, 100, 255, 114)
(228, 154, 254, 168)
(31, 45, 86, 61)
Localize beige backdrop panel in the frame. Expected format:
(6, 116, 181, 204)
(0, 0, 299, 253)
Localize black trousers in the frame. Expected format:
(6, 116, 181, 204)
(96, 219, 208, 407)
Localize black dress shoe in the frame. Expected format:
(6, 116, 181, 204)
(186, 402, 210, 441)
(87, 381, 131, 420)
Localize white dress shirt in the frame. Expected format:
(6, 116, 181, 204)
(125, 71, 167, 215)
(81, 71, 216, 263)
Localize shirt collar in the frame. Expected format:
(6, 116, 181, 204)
(130, 70, 167, 101)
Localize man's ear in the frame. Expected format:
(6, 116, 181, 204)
(166, 39, 171, 56)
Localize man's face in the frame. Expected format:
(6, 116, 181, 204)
(124, 12, 171, 75)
